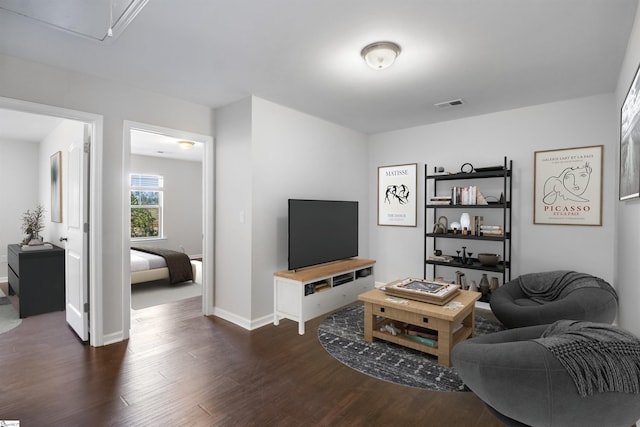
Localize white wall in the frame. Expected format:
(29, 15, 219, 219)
(368, 94, 617, 289)
(251, 97, 369, 321)
(615, 5, 640, 337)
(214, 97, 253, 322)
(0, 139, 39, 278)
(214, 96, 369, 327)
(0, 53, 214, 341)
(129, 154, 203, 256)
(38, 119, 85, 246)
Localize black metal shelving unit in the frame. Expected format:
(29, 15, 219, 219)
(424, 157, 513, 299)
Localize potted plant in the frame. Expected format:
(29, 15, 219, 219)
(21, 204, 46, 245)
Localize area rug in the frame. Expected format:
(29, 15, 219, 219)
(0, 288, 22, 335)
(318, 303, 506, 392)
(131, 261, 202, 310)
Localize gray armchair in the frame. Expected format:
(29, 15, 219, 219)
(452, 324, 640, 427)
(490, 271, 618, 328)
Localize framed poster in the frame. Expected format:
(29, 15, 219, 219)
(50, 151, 62, 223)
(534, 145, 603, 226)
(378, 163, 417, 226)
(620, 63, 640, 200)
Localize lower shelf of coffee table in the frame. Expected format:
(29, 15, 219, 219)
(370, 317, 472, 357)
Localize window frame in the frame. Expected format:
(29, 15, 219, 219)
(129, 173, 164, 240)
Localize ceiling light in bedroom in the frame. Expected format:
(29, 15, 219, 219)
(361, 41, 401, 70)
(178, 140, 195, 150)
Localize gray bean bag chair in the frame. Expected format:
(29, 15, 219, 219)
(490, 271, 618, 328)
(452, 322, 640, 427)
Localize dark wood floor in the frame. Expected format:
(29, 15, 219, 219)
(0, 293, 504, 426)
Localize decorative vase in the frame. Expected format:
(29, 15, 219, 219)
(468, 280, 478, 292)
(490, 277, 500, 292)
(479, 274, 490, 297)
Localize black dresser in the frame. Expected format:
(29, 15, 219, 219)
(7, 243, 65, 318)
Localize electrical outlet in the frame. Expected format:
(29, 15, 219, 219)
(0, 255, 6, 263)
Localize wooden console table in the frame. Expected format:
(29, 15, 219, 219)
(358, 288, 480, 367)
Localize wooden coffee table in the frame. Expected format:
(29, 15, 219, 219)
(358, 288, 481, 367)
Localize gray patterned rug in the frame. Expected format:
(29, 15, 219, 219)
(318, 303, 506, 392)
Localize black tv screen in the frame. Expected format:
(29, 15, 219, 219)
(288, 199, 358, 270)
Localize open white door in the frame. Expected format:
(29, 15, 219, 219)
(64, 125, 90, 341)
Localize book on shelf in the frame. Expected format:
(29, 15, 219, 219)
(405, 324, 438, 340)
(429, 195, 452, 205)
(428, 255, 453, 262)
(404, 334, 438, 347)
(480, 225, 504, 237)
(450, 186, 489, 205)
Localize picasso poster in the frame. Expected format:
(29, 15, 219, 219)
(534, 145, 602, 226)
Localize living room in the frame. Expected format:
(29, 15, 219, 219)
(0, 0, 638, 350)
(1, 1, 640, 425)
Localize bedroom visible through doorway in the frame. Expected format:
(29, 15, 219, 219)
(128, 127, 204, 311)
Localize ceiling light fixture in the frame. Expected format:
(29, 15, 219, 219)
(178, 140, 195, 150)
(361, 41, 401, 70)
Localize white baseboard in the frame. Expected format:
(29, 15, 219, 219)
(212, 306, 252, 330)
(0, 276, 7, 284)
(102, 331, 126, 346)
(211, 307, 275, 332)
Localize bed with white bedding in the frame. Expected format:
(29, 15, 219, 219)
(130, 247, 196, 285)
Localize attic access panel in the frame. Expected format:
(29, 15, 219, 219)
(0, 0, 148, 41)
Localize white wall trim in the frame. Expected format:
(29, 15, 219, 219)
(250, 314, 274, 331)
(211, 308, 275, 332)
(102, 331, 126, 346)
(0, 95, 104, 347)
(122, 121, 214, 336)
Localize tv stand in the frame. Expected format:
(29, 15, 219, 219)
(273, 258, 376, 334)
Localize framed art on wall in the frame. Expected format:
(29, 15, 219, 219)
(50, 151, 62, 223)
(533, 145, 603, 226)
(378, 163, 417, 226)
(620, 63, 640, 200)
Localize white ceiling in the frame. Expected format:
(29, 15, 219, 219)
(0, 108, 202, 162)
(0, 0, 637, 135)
(0, 108, 64, 143)
(130, 129, 203, 163)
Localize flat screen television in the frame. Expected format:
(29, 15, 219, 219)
(288, 199, 358, 271)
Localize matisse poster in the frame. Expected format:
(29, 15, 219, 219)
(534, 145, 602, 226)
(378, 163, 417, 226)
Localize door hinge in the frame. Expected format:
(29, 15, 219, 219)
(84, 223, 89, 233)
(84, 142, 90, 153)
(84, 302, 89, 313)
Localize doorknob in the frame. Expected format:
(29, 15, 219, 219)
(59, 237, 68, 242)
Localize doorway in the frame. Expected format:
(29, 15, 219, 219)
(0, 96, 103, 346)
(122, 121, 214, 336)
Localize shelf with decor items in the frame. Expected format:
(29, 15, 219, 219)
(424, 157, 512, 303)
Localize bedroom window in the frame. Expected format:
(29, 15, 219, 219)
(130, 173, 163, 239)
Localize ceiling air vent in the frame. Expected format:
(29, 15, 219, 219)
(434, 99, 465, 109)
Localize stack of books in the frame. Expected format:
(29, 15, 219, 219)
(427, 254, 453, 263)
(429, 196, 452, 205)
(480, 225, 504, 237)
